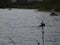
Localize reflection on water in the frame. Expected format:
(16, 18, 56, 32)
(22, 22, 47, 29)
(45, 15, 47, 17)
(0, 9, 60, 45)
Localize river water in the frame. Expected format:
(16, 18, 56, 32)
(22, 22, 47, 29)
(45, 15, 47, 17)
(0, 9, 60, 45)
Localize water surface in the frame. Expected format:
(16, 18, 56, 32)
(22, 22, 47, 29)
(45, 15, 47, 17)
(0, 9, 60, 45)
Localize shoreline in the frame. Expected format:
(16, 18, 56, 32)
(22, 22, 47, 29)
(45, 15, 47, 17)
(0, 8, 60, 12)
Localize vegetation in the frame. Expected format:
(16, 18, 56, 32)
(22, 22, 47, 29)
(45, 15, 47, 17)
(0, 0, 60, 11)
(42, 0, 60, 11)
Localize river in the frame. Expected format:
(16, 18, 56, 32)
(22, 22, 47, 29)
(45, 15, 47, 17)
(0, 9, 60, 45)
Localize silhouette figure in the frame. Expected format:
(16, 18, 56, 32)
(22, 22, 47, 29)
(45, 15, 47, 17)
(39, 21, 45, 27)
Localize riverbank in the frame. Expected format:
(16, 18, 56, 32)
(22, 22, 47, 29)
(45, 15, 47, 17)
(0, 2, 60, 12)
(1, 8, 60, 12)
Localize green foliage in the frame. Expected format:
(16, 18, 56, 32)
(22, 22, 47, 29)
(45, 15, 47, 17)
(0, 0, 60, 11)
(43, 0, 60, 11)
(0, 0, 12, 8)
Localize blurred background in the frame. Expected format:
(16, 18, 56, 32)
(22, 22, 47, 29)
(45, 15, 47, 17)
(0, 0, 60, 11)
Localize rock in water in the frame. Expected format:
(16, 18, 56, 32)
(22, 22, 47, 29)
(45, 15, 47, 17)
(50, 12, 58, 16)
